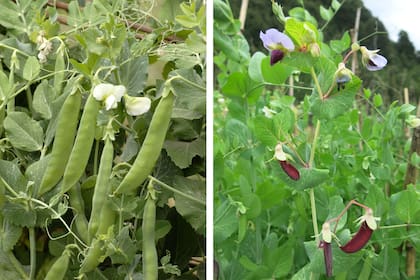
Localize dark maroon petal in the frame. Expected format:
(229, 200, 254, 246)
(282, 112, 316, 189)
(319, 241, 333, 277)
(340, 221, 373, 253)
(270, 50, 284, 65)
(279, 160, 300, 180)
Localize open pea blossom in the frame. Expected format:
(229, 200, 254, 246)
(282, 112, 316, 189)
(93, 83, 151, 116)
(260, 28, 294, 65)
(360, 46, 387, 71)
(93, 83, 125, 110)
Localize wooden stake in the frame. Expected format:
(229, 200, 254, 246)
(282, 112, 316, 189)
(239, 0, 249, 31)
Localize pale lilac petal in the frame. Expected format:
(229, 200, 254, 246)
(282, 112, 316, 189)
(365, 54, 387, 71)
(260, 28, 294, 51)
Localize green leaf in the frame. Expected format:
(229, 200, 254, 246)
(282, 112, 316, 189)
(282, 51, 316, 73)
(3, 201, 37, 227)
(241, 193, 261, 219)
(273, 107, 296, 134)
(155, 220, 172, 240)
(214, 198, 238, 243)
(110, 226, 137, 264)
(373, 94, 383, 107)
(120, 55, 148, 96)
(164, 138, 205, 169)
(0, 71, 12, 99)
(33, 80, 54, 119)
(288, 7, 318, 27)
(267, 241, 294, 277)
(261, 56, 295, 85)
(170, 68, 206, 117)
(222, 72, 263, 103)
(331, 0, 341, 11)
(311, 77, 362, 120)
(23, 56, 40, 81)
(320, 6, 334, 21)
(0, 1, 25, 32)
(25, 156, 49, 195)
(252, 115, 279, 147)
(0, 220, 22, 251)
(0, 160, 27, 193)
(330, 32, 351, 54)
(4, 112, 44, 151)
(392, 189, 420, 223)
(248, 52, 265, 82)
(173, 176, 205, 233)
(370, 246, 400, 280)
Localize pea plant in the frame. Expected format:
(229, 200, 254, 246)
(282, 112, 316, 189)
(0, 0, 206, 279)
(214, 0, 419, 279)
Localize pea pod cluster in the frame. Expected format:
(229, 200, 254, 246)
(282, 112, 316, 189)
(114, 91, 175, 194)
(61, 93, 99, 194)
(38, 91, 82, 196)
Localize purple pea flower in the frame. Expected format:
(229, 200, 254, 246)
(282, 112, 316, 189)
(260, 28, 294, 65)
(360, 46, 387, 71)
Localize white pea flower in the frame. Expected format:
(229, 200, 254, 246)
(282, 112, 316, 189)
(93, 83, 126, 110)
(274, 143, 287, 161)
(124, 94, 151, 116)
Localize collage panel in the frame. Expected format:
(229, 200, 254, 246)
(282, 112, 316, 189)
(214, 0, 420, 279)
(0, 0, 206, 279)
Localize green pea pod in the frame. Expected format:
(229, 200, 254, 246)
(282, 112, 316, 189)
(61, 94, 99, 194)
(114, 91, 175, 194)
(38, 91, 81, 196)
(44, 249, 71, 280)
(68, 184, 89, 244)
(79, 238, 105, 274)
(88, 137, 113, 240)
(96, 195, 116, 236)
(142, 183, 158, 280)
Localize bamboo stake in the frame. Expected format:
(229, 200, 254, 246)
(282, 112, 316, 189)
(239, 0, 249, 31)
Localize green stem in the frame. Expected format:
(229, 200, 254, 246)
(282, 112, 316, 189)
(28, 227, 36, 280)
(7, 251, 29, 280)
(25, 88, 33, 115)
(310, 67, 324, 99)
(30, 197, 88, 248)
(309, 120, 321, 244)
(309, 120, 321, 167)
(149, 176, 205, 207)
(379, 224, 420, 230)
(310, 189, 319, 244)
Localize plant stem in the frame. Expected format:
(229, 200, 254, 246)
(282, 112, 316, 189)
(310, 188, 319, 244)
(149, 176, 205, 207)
(29, 227, 36, 280)
(309, 120, 321, 243)
(309, 120, 321, 167)
(310, 67, 324, 99)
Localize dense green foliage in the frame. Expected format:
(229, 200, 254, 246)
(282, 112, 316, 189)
(214, 0, 419, 279)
